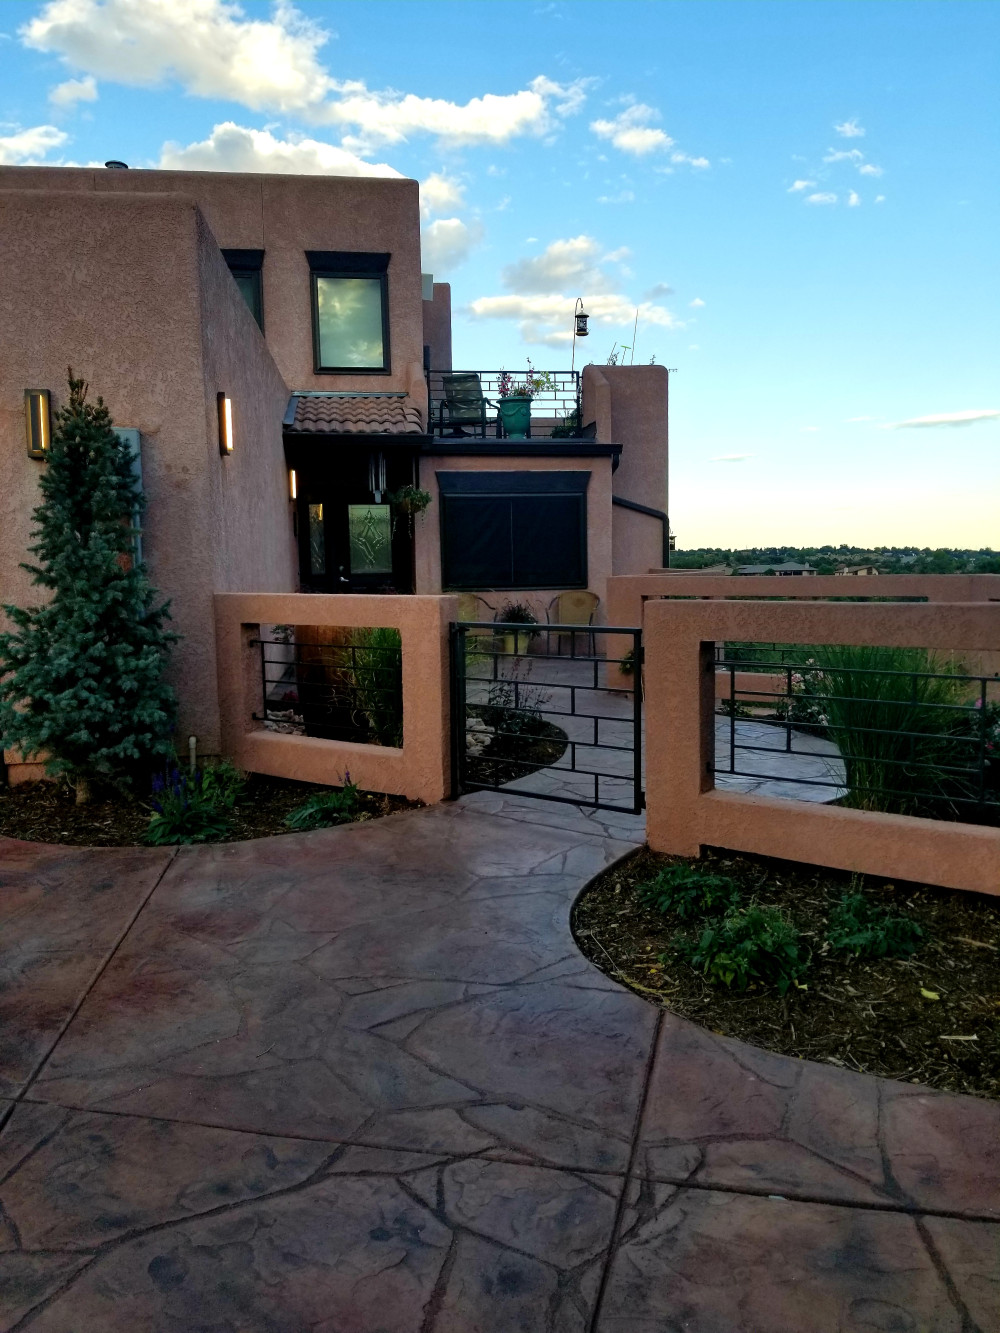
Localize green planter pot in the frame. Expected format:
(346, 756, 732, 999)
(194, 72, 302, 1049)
(498, 395, 531, 440)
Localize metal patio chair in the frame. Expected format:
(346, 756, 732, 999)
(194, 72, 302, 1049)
(436, 373, 494, 438)
(546, 590, 600, 656)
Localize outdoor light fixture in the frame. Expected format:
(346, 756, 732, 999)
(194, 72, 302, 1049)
(289, 468, 297, 500)
(217, 392, 234, 456)
(24, 389, 51, 458)
(571, 297, 589, 374)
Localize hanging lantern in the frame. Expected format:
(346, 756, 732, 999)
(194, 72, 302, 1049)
(575, 308, 589, 337)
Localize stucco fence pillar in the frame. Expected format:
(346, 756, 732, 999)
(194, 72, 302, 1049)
(643, 598, 1000, 897)
(214, 593, 459, 805)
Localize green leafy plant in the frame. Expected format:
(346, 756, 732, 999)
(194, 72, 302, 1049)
(638, 863, 740, 921)
(827, 891, 924, 959)
(347, 627, 403, 747)
(145, 768, 232, 845)
(198, 760, 246, 810)
(284, 778, 360, 831)
(674, 903, 808, 994)
(550, 409, 581, 439)
(0, 372, 177, 804)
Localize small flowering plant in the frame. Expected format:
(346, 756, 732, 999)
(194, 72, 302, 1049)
(497, 360, 554, 400)
(145, 766, 234, 844)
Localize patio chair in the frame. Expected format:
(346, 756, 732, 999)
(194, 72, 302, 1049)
(437, 373, 494, 438)
(546, 590, 600, 656)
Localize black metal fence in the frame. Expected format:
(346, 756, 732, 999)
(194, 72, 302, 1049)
(716, 648, 1000, 825)
(451, 622, 643, 814)
(253, 629, 403, 748)
(428, 369, 581, 438)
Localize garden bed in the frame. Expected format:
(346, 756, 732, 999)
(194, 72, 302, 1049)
(573, 847, 1000, 1100)
(465, 717, 568, 788)
(0, 776, 417, 848)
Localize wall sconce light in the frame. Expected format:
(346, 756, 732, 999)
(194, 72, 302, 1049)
(571, 297, 589, 374)
(289, 468, 297, 500)
(217, 392, 234, 456)
(25, 389, 52, 458)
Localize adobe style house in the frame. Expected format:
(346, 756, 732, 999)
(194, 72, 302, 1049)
(0, 164, 669, 762)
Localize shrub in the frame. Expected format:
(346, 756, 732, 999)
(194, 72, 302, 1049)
(638, 863, 740, 921)
(145, 768, 232, 845)
(827, 891, 923, 959)
(674, 903, 808, 994)
(347, 627, 403, 747)
(198, 760, 246, 809)
(285, 780, 359, 831)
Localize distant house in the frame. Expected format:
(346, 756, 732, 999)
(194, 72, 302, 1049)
(734, 562, 816, 576)
(836, 564, 880, 576)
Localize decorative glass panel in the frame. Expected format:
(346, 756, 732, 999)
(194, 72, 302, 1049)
(308, 503, 326, 575)
(348, 504, 392, 574)
(315, 276, 385, 369)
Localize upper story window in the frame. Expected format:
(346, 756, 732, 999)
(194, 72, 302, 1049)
(307, 251, 391, 374)
(221, 249, 264, 331)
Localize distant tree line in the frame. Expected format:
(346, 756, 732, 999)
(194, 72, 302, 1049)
(669, 546, 1000, 575)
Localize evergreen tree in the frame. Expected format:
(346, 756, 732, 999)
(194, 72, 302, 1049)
(0, 372, 177, 802)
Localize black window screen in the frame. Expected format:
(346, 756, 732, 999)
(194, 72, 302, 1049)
(438, 471, 588, 590)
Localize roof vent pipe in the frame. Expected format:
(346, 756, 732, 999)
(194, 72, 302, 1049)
(105, 160, 129, 169)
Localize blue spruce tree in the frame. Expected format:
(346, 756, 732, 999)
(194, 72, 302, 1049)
(0, 373, 177, 803)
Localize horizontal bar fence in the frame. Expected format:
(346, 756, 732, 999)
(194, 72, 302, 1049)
(428, 369, 581, 439)
(451, 621, 643, 815)
(716, 652, 999, 826)
(253, 633, 403, 748)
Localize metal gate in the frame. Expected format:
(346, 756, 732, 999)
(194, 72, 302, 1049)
(450, 622, 643, 814)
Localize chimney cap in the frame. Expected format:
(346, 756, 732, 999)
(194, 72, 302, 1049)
(104, 160, 129, 169)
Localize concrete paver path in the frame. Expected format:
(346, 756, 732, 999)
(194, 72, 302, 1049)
(0, 795, 997, 1331)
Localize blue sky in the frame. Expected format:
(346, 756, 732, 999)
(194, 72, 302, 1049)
(2, 0, 997, 547)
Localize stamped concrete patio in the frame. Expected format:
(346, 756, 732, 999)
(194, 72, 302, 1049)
(1, 793, 998, 1331)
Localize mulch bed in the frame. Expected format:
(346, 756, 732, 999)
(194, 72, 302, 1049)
(0, 776, 418, 848)
(573, 847, 1000, 1100)
(465, 720, 567, 789)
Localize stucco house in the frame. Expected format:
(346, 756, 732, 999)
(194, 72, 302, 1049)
(0, 163, 669, 764)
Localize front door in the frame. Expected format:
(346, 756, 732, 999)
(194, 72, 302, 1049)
(293, 445, 416, 593)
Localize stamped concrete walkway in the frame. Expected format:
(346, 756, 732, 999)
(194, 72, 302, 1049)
(0, 795, 998, 1332)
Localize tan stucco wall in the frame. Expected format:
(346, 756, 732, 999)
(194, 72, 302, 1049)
(644, 598, 1000, 895)
(0, 166, 425, 400)
(0, 189, 295, 760)
(214, 592, 457, 803)
(422, 282, 453, 370)
(582, 364, 668, 577)
(412, 453, 614, 620)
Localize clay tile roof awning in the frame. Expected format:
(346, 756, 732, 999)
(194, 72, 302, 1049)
(285, 393, 425, 436)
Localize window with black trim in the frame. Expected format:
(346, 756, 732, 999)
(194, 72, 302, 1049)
(222, 249, 264, 330)
(438, 471, 589, 590)
(307, 251, 390, 374)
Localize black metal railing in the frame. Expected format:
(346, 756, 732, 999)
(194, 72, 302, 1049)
(253, 631, 403, 748)
(427, 369, 581, 439)
(451, 622, 643, 814)
(715, 650, 1000, 825)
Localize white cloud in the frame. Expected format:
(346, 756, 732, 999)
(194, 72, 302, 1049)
(805, 192, 837, 205)
(49, 73, 97, 108)
(597, 189, 635, 204)
(823, 147, 864, 164)
(847, 190, 860, 207)
(834, 118, 865, 138)
(801, 426, 820, 432)
(689, 297, 705, 308)
(858, 163, 883, 177)
(468, 234, 681, 345)
(420, 171, 464, 220)
(886, 409, 1000, 429)
(711, 454, 754, 462)
(0, 122, 68, 163)
(670, 151, 710, 168)
(23, 0, 336, 115)
(23, 1, 588, 146)
(421, 217, 483, 275)
(788, 179, 816, 192)
(158, 122, 401, 176)
(875, 194, 886, 203)
(591, 103, 673, 155)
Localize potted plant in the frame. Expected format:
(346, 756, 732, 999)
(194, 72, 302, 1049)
(387, 485, 431, 535)
(496, 600, 539, 656)
(496, 362, 553, 440)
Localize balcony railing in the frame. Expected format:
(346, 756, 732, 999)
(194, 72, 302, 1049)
(427, 369, 582, 440)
